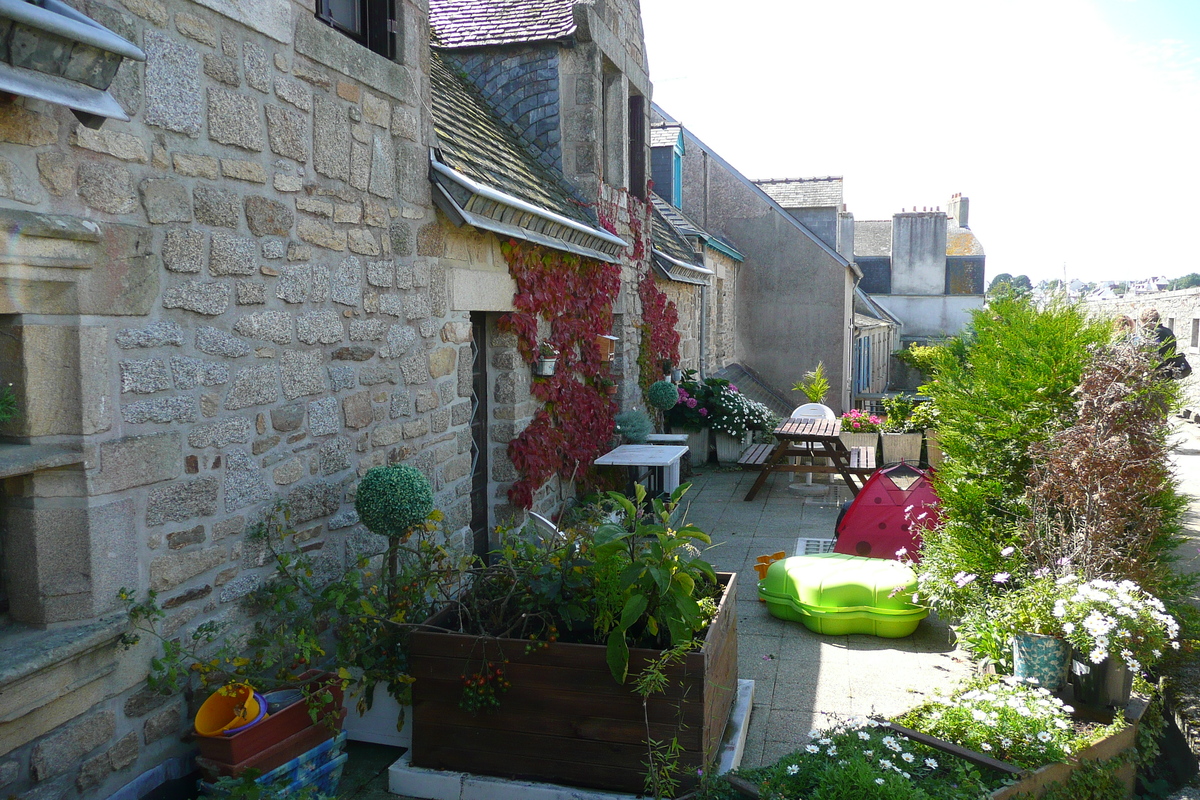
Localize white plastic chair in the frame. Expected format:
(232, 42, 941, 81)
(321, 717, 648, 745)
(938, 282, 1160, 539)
(789, 404, 835, 488)
(527, 512, 563, 544)
(790, 403, 835, 420)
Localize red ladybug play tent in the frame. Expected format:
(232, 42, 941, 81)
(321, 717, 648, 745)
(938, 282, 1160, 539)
(833, 463, 940, 561)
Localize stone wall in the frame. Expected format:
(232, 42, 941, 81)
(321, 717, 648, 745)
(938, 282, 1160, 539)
(677, 134, 855, 411)
(707, 250, 740, 371)
(0, 1, 467, 799)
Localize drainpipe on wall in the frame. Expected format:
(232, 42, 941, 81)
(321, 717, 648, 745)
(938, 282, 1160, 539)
(699, 278, 709, 380)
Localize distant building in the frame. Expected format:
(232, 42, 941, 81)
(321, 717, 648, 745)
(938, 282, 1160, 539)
(851, 196, 984, 346)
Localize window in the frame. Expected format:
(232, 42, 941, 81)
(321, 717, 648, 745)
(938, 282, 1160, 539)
(317, 0, 397, 59)
(1168, 317, 1175, 334)
(1191, 319, 1198, 349)
(628, 94, 646, 199)
(671, 141, 682, 208)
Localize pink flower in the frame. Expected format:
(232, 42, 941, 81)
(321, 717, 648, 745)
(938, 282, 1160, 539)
(853, 422, 861, 429)
(699, 408, 708, 416)
(686, 398, 698, 408)
(869, 415, 882, 424)
(729, 384, 739, 393)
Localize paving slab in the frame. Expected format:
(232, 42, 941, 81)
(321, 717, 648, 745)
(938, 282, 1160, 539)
(680, 465, 973, 769)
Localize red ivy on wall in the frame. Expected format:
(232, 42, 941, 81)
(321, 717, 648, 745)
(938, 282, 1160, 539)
(637, 272, 681, 395)
(496, 239, 622, 508)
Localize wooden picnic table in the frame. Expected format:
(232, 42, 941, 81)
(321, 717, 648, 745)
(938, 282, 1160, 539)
(740, 417, 875, 501)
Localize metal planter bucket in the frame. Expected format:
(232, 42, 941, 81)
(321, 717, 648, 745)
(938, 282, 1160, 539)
(1011, 632, 1069, 692)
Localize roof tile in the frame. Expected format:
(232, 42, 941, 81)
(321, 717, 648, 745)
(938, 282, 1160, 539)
(430, 0, 576, 48)
(754, 176, 843, 209)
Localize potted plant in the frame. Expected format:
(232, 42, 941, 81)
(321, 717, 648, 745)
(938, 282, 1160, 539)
(792, 361, 830, 405)
(1053, 576, 1179, 707)
(908, 400, 942, 468)
(663, 369, 712, 463)
(597, 375, 618, 396)
(839, 408, 882, 455)
(992, 574, 1071, 691)
(707, 380, 773, 464)
(533, 341, 558, 376)
(404, 486, 738, 795)
(880, 394, 923, 466)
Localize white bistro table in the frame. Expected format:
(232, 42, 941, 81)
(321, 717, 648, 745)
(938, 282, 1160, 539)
(594, 444, 688, 496)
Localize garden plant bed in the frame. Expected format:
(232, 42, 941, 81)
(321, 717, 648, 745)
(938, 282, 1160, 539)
(408, 573, 738, 793)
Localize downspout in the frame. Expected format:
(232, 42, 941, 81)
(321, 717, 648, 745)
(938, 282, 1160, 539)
(699, 272, 709, 380)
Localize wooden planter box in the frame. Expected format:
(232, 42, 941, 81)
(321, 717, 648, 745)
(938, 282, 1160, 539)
(990, 696, 1148, 799)
(408, 573, 739, 793)
(882, 697, 1148, 800)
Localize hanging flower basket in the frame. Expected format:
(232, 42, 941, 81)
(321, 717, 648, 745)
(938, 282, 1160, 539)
(532, 358, 557, 377)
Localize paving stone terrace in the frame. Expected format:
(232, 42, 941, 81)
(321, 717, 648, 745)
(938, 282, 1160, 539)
(677, 466, 972, 768)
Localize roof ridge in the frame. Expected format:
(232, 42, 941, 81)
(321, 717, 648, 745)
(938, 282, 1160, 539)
(753, 176, 843, 184)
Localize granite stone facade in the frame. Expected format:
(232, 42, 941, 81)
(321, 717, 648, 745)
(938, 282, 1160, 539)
(0, 2, 463, 798)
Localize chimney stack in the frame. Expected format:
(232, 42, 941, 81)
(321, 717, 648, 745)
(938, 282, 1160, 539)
(948, 193, 969, 228)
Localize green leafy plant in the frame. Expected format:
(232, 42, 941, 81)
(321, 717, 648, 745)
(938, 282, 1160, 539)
(647, 379, 680, 411)
(355, 464, 434, 540)
(915, 294, 1110, 619)
(633, 641, 700, 799)
(793, 362, 830, 404)
(881, 394, 921, 433)
(0, 383, 18, 425)
(1052, 577, 1179, 672)
(662, 370, 712, 432)
(896, 676, 1125, 771)
(706, 383, 773, 438)
(840, 408, 883, 432)
(907, 400, 939, 431)
(592, 484, 718, 683)
(712, 715, 991, 800)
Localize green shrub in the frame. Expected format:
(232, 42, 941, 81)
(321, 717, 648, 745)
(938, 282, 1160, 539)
(916, 294, 1109, 617)
(647, 379, 679, 410)
(355, 464, 433, 539)
(614, 409, 653, 443)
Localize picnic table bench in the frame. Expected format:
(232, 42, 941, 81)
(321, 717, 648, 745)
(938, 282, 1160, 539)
(739, 418, 876, 501)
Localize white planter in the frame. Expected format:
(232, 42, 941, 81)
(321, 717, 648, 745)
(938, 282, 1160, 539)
(838, 431, 879, 455)
(880, 432, 922, 466)
(342, 683, 412, 749)
(924, 428, 944, 468)
(713, 432, 748, 465)
(681, 427, 709, 465)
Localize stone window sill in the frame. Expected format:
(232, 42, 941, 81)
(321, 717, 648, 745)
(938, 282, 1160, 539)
(0, 614, 126, 723)
(0, 441, 85, 480)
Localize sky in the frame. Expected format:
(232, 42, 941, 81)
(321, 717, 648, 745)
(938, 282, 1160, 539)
(640, 0, 1200, 285)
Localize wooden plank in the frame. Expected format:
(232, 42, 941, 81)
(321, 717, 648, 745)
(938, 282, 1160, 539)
(876, 720, 1024, 775)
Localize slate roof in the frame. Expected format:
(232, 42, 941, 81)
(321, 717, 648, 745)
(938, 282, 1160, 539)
(710, 363, 794, 419)
(650, 124, 681, 149)
(754, 176, 843, 209)
(430, 51, 592, 227)
(854, 220, 893, 257)
(855, 219, 985, 258)
(430, 0, 576, 48)
(946, 224, 985, 256)
(650, 201, 699, 266)
(650, 195, 746, 262)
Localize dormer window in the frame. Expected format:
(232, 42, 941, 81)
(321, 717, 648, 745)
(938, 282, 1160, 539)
(317, 0, 398, 60)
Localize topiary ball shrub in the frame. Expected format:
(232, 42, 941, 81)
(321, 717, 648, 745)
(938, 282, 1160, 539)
(647, 380, 679, 410)
(355, 464, 434, 540)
